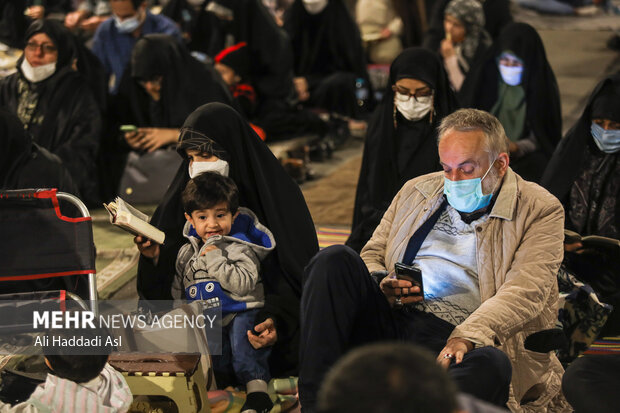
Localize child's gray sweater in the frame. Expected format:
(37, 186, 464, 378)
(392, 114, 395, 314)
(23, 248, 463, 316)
(173, 207, 275, 313)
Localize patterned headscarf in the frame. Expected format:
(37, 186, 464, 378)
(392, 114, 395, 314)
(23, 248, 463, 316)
(445, 0, 491, 69)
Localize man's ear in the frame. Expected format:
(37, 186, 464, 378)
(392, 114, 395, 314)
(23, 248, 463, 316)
(496, 152, 510, 175)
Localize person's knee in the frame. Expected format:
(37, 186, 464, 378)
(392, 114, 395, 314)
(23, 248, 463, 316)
(562, 356, 589, 400)
(469, 347, 512, 386)
(303, 245, 364, 287)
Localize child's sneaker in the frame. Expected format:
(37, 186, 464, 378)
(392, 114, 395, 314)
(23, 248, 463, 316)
(240, 391, 273, 413)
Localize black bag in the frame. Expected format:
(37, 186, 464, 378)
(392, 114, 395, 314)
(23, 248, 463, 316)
(117, 148, 183, 204)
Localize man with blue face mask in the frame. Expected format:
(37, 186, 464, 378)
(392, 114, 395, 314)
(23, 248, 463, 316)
(91, 0, 182, 94)
(298, 108, 567, 413)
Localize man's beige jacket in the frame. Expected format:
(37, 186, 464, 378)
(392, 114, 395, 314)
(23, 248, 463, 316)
(361, 168, 570, 412)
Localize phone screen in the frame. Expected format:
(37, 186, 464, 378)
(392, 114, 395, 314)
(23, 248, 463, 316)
(120, 124, 137, 132)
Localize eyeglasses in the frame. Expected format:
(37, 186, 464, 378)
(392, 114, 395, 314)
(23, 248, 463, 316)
(392, 86, 434, 102)
(25, 42, 57, 54)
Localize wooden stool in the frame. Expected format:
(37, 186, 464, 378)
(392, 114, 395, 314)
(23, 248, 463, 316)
(109, 353, 210, 413)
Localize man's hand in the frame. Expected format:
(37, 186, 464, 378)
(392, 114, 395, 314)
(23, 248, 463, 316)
(440, 38, 456, 59)
(437, 338, 474, 369)
(26, 6, 45, 19)
(134, 235, 161, 260)
(380, 274, 423, 306)
(294, 77, 310, 102)
(80, 15, 108, 31)
(247, 318, 278, 349)
(65, 10, 88, 28)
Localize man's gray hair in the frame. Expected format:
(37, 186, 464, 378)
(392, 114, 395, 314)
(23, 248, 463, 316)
(437, 109, 509, 162)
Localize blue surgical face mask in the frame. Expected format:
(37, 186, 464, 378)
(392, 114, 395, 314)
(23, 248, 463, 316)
(114, 13, 141, 33)
(443, 161, 496, 213)
(591, 122, 620, 154)
(498, 64, 523, 86)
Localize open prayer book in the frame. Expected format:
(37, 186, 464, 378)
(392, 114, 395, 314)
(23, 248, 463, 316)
(564, 229, 620, 252)
(103, 197, 165, 245)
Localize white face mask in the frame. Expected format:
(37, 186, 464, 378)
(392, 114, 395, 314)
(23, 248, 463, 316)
(20, 58, 56, 83)
(188, 159, 230, 179)
(394, 93, 433, 122)
(303, 0, 328, 14)
(498, 64, 523, 86)
(114, 13, 142, 33)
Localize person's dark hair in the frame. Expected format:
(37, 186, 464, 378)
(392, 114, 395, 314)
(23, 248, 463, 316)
(43, 326, 110, 383)
(317, 342, 459, 413)
(111, 0, 144, 11)
(182, 171, 239, 215)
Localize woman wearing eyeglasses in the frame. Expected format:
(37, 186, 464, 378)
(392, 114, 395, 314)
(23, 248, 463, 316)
(0, 19, 102, 205)
(346, 48, 459, 252)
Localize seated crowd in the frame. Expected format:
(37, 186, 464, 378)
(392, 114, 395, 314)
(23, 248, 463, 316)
(0, 1, 618, 413)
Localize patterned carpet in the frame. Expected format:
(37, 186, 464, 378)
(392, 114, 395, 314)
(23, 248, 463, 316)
(316, 226, 351, 249)
(583, 337, 620, 355)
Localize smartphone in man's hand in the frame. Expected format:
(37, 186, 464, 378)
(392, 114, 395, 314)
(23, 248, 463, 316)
(394, 262, 424, 298)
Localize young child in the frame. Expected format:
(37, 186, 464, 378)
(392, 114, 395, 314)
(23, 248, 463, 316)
(173, 171, 275, 413)
(0, 328, 132, 413)
(214, 42, 257, 120)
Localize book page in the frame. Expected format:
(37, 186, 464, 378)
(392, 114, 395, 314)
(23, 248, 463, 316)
(115, 197, 150, 222)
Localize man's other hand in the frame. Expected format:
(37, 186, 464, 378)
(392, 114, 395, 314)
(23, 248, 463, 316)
(437, 338, 474, 369)
(380, 275, 423, 306)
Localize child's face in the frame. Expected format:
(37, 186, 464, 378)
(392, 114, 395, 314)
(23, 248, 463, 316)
(185, 201, 237, 241)
(214, 62, 240, 86)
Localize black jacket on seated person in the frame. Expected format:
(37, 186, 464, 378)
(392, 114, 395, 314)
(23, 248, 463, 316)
(0, 107, 77, 194)
(0, 20, 102, 205)
(541, 74, 620, 240)
(284, 0, 371, 117)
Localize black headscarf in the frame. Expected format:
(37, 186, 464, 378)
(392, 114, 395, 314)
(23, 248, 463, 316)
(460, 22, 561, 158)
(114, 34, 234, 128)
(284, 0, 367, 80)
(346, 48, 458, 252)
(0, 107, 77, 194)
(206, 0, 296, 102)
(137, 103, 318, 301)
(541, 74, 620, 239)
(0, 19, 102, 204)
